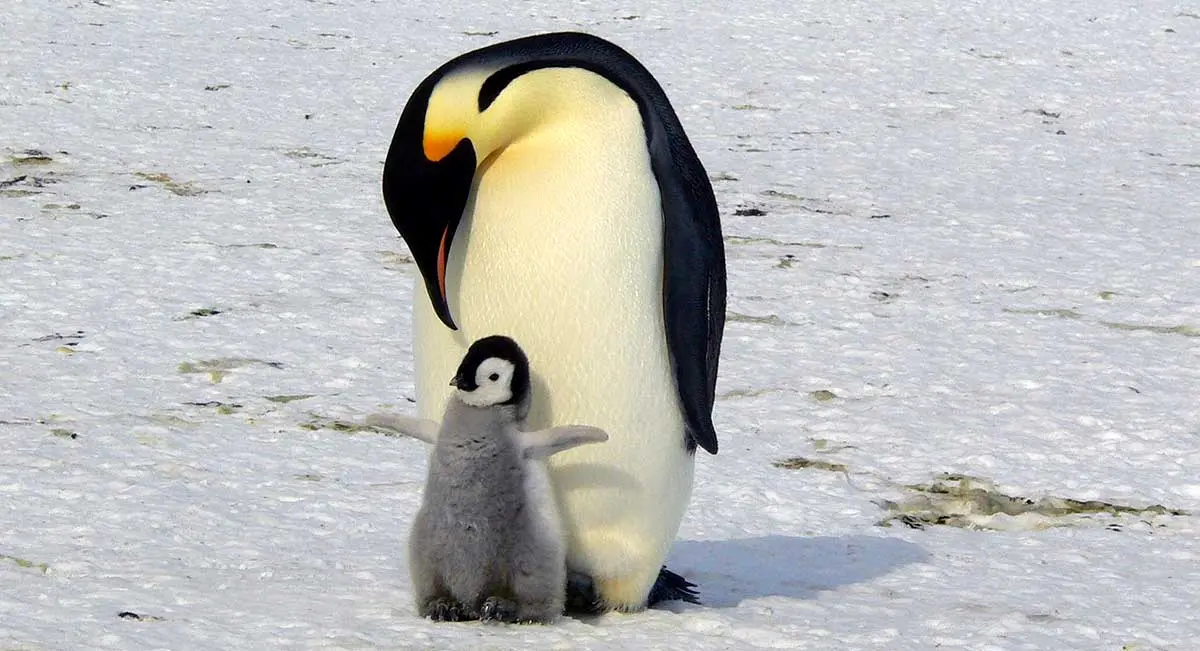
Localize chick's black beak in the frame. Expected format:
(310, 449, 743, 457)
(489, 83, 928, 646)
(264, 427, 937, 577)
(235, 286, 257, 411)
(450, 371, 475, 391)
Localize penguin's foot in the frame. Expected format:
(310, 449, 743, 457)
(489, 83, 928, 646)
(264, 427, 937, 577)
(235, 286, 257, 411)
(565, 567, 699, 613)
(564, 570, 604, 615)
(422, 597, 473, 622)
(647, 567, 700, 606)
(480, 596, 519, 624)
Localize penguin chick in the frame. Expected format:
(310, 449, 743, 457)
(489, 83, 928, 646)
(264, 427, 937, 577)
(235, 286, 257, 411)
(392, 335, 608, 623)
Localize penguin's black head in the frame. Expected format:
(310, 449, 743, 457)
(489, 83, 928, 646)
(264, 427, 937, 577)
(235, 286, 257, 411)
(451, 335, 530, 408)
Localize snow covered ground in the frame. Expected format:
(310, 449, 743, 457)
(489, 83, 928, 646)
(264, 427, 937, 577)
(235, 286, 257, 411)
(2, 1, 1198, 648)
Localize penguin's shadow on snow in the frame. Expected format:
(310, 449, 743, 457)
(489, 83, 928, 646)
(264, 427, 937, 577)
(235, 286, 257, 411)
(664, 535, 929, 608)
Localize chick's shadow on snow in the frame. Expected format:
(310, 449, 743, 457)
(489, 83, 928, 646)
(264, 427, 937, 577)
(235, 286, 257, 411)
(663, 535, 930, 608)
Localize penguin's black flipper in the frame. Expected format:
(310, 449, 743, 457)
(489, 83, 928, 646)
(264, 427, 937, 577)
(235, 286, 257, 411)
(647, 567, 700, 606)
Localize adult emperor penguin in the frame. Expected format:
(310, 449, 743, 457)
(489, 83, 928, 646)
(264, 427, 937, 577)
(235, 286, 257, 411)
(381, 31, 726, 612)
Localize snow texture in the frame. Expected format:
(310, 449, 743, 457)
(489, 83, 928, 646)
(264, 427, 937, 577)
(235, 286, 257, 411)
(2, 1, 1198, 649)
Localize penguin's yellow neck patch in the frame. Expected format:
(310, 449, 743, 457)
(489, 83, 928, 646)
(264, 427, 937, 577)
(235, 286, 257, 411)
(422, 66, 639, 167)
(423, 70, 491, 162)
(423, 130, 463, 162)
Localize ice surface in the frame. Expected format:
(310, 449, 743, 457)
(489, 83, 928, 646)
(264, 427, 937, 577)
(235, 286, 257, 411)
(2, 1, 1197, 649)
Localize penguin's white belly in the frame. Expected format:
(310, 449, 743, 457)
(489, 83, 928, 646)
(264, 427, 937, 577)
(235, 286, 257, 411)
(412, 101, 694, 600)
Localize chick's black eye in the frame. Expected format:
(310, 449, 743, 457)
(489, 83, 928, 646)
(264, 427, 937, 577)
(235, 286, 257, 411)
(488, 373, 500, 382)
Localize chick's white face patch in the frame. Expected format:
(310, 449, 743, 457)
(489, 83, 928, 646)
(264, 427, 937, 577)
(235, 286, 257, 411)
(458, 357, 515, 407)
